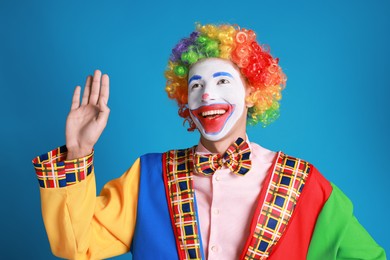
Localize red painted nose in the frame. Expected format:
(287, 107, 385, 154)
(202, 93, 209, 100)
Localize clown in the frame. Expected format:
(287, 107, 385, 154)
(32, 24, 385, 259)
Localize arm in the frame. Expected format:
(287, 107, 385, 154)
(33, 147, 140, 259)
(33, 70, 137, 259)
(307, 183, 386, 260)
(337, 215, 386, 260)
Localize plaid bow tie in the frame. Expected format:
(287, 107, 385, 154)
(193, 137, 252, 176)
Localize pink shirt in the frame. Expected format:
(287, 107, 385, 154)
(193, 139, 276, 260)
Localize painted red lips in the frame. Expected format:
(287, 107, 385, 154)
(190, 104, 235, 134)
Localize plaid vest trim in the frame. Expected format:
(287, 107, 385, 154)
(241, 151, 311, 259)
(163, 148, 203, 260)
(163, 149, 310, 260)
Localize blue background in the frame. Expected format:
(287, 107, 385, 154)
(1, 0, 389, 258)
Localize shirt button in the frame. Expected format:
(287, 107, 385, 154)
(212, 208, 220, 215)
(215, 175, 221, 181)
(211, 245, 219, 252)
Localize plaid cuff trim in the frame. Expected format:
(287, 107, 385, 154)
(32, 145, 94, 188)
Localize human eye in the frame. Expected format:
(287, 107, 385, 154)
(217, 78, 230, 85)
(190, 83, 203, 90)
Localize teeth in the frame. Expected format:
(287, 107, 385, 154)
(202, 109, 226, 117)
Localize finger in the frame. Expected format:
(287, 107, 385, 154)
(70, 86, 81, 110)
(89, 70, 102, 105)
(97, 98, 110, 126)
(98, 74, 110, 105)
(81, 75, 92, 106)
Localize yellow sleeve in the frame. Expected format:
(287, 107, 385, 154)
(39, 158, 140, 260)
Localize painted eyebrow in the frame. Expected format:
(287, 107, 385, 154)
(213, 72, 233, 78)
(188, 75, 202, 84)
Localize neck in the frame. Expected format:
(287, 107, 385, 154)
(200, 130, 247, 154)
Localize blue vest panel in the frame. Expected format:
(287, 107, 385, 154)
(131, 153, 179, 259)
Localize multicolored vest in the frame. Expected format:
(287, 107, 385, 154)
(130, 148, 335, 259)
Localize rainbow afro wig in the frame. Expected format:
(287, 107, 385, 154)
(165, 23, 286, 131)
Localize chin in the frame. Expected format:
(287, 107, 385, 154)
(200, 132, 224, 142)
(192, 109, 247, 143)
(198, 122, 236, 142)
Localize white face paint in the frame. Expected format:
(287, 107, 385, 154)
(188, 58, 247, 141)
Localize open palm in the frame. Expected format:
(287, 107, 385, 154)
(65, 70, 110, 160)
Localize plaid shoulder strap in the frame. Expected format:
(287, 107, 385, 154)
(163, 148, 203, 260)
(240, 152, 311, 260)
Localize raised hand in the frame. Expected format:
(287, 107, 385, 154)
(65, 70, 110, 160)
